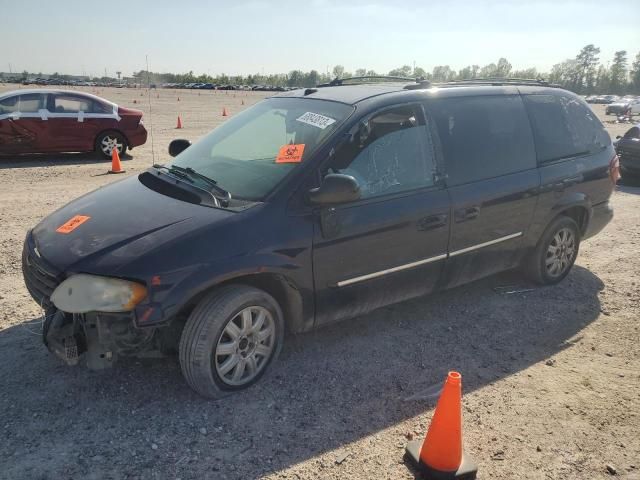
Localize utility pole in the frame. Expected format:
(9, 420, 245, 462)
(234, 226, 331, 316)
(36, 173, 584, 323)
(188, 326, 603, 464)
(8, 63, 12, 75)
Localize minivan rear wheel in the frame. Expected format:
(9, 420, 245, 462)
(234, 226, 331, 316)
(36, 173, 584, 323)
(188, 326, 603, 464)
(524, 216, 580, 285)
(179, 285, 284, 399)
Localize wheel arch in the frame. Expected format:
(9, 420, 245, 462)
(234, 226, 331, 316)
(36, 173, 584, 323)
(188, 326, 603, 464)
(172, 272, 308, 335)
(94, 128, 130, 152)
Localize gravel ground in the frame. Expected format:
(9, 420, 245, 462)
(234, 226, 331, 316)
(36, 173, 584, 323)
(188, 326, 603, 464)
(0, 85, 638, 480)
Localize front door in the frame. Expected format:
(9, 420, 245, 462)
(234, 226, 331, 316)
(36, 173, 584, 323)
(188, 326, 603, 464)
(426, 94, 540, 288)
(312, 103, 451, 326)
(0, 93, 47, 154)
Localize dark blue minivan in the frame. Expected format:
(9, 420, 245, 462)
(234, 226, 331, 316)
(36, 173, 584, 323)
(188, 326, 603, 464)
(23, 78, 617, 398)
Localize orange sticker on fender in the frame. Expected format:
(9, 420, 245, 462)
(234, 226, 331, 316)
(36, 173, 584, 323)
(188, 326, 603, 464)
(275, 144, 305, 163)
(56, 215, 91, 234)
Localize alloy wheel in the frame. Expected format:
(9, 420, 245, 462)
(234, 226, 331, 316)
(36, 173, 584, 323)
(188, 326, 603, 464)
(214, 306, 276, 387)
(545, 227, 576, 278)
(100, 135, 123, 155)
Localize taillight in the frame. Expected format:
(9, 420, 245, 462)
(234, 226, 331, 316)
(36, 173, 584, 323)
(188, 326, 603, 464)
(609, 154, 620, 185)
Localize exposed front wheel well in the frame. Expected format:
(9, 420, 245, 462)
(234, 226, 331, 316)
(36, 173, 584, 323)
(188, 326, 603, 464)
(173, 273, 305, 336)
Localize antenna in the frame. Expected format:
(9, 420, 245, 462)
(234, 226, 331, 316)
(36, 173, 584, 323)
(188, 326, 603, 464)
(145, 55, 157, 165)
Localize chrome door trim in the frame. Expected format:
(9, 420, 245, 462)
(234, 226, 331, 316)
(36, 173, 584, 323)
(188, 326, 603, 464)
(336, 253, 448, 287)
(449, 231, 523, 257)
(335, 231, 523, 287)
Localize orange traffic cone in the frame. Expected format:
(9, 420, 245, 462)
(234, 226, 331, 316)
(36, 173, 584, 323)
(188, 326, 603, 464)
(241, 99, 245, 105)
(405, 372, 477, 479)
(222, 107, 228, 116)
(176, 116, 183, 129)
(133, 99, 137, 104)
(108, 147, 125, 174)
(177, 97, 180, 102)
(157, 93, 160, 99)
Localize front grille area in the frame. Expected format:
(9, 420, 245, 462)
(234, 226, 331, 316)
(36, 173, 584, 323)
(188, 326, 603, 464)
(22, 234, 62, 308)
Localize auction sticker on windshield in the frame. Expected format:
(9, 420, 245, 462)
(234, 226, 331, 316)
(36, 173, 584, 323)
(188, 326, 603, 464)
(56, 215, 91, 234)
(296, 112, 336, 130)
(276, 144, 305, 163)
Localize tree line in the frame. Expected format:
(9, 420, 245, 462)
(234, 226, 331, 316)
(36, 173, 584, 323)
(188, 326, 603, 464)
(7, 44, 639, 94)
(131, 45, 639, 94)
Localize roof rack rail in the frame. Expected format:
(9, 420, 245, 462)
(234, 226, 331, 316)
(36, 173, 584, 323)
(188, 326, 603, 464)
(438, 77, 560, 87)
(317, 76, 431, 88)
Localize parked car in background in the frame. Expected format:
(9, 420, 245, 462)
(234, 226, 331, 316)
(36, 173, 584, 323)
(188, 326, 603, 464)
(606, 98, 640, 115)
(614, 124, 640, 179)
(585, 95, 598, 103)
(592, 95, 618, 104)
(0, 89, 147, 158)
(22, 78, 616, 398)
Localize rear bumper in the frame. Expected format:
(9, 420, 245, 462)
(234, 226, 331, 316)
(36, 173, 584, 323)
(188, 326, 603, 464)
(584, 201, 613, 240)
(127, 124, 148, 149)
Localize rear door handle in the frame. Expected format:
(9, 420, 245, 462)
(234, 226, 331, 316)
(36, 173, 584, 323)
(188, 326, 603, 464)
(455, 206, 480, 223)
(418, 213, 448, 231)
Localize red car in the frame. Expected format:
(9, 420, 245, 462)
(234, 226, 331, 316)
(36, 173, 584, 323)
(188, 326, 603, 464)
(0, 89, 147, 158)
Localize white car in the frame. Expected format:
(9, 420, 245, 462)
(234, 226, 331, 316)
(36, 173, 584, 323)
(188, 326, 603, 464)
(606, 98, 640, 115)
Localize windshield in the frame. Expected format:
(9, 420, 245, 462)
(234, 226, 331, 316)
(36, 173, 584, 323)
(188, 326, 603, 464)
(170, 97, 354, 200)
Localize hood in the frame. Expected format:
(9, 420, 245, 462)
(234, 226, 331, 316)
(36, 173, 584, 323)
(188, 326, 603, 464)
(32, 175, 235, 273)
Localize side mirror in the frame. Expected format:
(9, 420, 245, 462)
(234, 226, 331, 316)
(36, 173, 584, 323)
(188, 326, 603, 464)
(168, 139, 191, 157)
(307, 174, 361, 205)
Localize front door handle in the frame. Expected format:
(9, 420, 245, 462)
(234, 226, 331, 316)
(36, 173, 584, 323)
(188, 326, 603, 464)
(455, 206, 480, 223)
(418, 213, 448, 231)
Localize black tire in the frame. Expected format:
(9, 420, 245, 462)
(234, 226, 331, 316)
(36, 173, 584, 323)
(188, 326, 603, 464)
(95, 130, 127, 159)
(179, 285, 284, 399)
(524, 216, 581, 285)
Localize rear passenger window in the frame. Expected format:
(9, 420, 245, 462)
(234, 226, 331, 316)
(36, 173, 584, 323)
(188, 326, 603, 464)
(53, 95, 92, 113)
(429, 95, 536, 186)
(523, 94, 609, 163)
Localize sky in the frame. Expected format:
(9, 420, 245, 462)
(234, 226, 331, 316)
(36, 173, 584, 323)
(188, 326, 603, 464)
(2, 0, 639, 78)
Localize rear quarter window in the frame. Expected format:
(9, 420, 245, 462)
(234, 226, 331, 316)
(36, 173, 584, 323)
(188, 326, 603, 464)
(428, 95, 536, 186)
(523, 94, 610, 163)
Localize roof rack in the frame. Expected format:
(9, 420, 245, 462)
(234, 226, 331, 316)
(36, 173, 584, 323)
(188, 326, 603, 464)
(437, 77, 560, 88)
(317, 76, 431, 89)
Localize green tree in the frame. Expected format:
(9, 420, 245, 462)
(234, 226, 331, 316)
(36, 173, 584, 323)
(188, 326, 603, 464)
(388, 65, 412, 77)
(630, 52, 640, 94)
(548, 59, 579, 88)
(432, 65, 455, 82)
(574, 44, 600, 93)
(332, 65, 345, 79)
(287, 70, 304, 87)
(413, 66, 427, 79)
(609, 50, 628, 94)
(511, 67, 539, 79)
(354, 68, 367, 77)
(304, 70, 320, 87)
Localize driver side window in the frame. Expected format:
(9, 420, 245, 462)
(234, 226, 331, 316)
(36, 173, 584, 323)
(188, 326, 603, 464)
(330, 104, 435, 199)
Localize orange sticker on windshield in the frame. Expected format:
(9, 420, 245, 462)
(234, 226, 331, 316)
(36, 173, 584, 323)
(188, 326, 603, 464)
(56, 215, 91, 234)
(275, 144, 305, 163)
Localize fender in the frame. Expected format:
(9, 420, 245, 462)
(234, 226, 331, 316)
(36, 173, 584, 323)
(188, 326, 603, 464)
(526, 191, 592, 248)
(133, 252, 314, 334)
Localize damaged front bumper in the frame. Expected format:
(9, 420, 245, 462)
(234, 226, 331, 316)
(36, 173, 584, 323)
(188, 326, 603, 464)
(44, 309, 157, 369)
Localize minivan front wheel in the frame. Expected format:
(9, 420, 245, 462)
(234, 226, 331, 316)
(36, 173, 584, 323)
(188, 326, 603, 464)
(179, 285, 284, 399)
(525, 216, 580, 285)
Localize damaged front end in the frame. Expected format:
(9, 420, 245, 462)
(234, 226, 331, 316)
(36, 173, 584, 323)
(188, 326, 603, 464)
(43, 310, 157, 369)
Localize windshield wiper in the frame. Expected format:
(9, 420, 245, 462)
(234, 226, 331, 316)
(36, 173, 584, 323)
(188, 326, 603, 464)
(153, 164, 231, 202)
